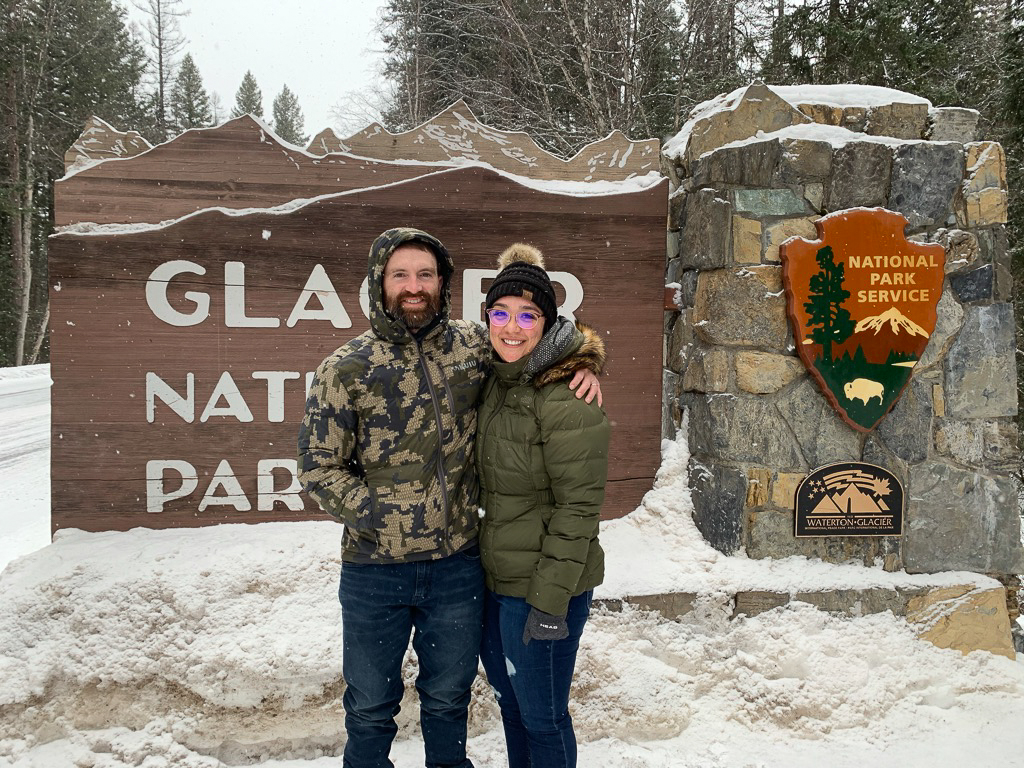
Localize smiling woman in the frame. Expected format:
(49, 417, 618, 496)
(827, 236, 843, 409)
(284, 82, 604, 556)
(478, 242, 609, 768)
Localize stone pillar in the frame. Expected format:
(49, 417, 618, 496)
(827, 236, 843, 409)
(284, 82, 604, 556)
(663, 84, 1023, 581)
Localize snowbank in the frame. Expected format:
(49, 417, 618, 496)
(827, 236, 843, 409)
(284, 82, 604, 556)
(1, 371, 1022, 767)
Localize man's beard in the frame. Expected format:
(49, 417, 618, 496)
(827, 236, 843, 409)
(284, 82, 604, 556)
(386, 290, 442, 330)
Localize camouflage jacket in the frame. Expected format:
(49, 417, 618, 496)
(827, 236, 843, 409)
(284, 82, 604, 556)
(298, 228, 490, 563)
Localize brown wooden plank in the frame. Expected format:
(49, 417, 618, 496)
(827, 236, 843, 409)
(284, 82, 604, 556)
(55, 116, 439, 227)
(51, 165, 666, 533)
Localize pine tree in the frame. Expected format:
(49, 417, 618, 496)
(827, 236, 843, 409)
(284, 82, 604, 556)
(803, 246, 854, 363)
(272, 85, 308, 145)
(0, 0, 148, 365)
(133, 0, 188, 139)
(231, 70, 264, 118)
(169, 53, 211, 131)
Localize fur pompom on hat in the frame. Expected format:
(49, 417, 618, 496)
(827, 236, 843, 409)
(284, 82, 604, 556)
(485, 243, 558, 328)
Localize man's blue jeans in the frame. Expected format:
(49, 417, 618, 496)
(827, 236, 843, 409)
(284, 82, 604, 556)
(479, 590, 592, 768)
(339, 549, 484, 768)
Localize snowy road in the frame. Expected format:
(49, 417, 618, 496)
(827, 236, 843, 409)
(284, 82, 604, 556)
(0, 365, 51, 572)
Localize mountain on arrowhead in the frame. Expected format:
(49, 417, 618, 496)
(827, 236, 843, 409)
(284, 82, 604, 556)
(834, 306, 930, 364)
(853, 307, 928, 338)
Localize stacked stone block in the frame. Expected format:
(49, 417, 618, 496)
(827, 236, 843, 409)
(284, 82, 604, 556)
(663, 84, 1023, 581)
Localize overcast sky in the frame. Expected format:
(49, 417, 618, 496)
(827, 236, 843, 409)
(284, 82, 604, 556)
(119, 0, 388, 137)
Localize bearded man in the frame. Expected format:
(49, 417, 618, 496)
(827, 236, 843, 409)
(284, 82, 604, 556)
(298, 228, 599, 768)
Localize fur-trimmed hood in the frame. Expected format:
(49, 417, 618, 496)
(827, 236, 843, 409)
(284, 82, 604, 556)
(533, 322, 606, 388)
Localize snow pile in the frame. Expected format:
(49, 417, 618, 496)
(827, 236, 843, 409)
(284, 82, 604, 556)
(599, 435, 996, 598)
(1, 368, 1022, 766)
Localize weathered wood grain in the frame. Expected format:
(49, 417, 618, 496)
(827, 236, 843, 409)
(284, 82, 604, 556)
(56, 116, 437, 227)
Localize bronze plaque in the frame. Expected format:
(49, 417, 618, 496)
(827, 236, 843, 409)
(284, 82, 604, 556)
(780, 208, 944, 432)
(795, 462, 904, 537)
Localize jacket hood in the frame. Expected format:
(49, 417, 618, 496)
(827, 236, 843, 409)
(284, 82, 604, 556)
(366, 227, 455, 343)
(532, 321, 606, 387)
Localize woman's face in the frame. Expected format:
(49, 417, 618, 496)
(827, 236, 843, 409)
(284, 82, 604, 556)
(487, 295, 545, 364)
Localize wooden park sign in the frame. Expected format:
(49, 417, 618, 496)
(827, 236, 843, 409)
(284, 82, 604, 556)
(780, 208, 945, 432)
(50, 107, 667, 533)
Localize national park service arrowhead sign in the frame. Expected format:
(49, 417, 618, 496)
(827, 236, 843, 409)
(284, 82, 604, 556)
(780, 208, 944, 432)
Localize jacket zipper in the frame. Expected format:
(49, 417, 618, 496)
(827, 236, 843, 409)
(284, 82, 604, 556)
(416, 340, 451, 540)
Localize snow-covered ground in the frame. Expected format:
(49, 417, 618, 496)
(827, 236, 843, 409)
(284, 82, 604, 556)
(1, 364, 1022, 768)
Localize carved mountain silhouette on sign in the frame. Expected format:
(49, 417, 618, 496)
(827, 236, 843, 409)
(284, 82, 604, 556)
(833, 307, 930, 363)
(307, 100, 660, 182)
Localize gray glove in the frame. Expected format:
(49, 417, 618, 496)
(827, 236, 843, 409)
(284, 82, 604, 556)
(522, 607, 569, 645)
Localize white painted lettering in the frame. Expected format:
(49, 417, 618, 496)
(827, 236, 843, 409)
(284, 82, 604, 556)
(251, 371, 300, 422)
(286, 264, 353, 328)
(257, 459, 304, 511)
(224, 261, 280, 327)
(146, 261, 210, 326)
(146, 372, 195, 423)
(146, 459, 198, 513)
(200, 371, 254, 423)
(198, 459, 251, 512)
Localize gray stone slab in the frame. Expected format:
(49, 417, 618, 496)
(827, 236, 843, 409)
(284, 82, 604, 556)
(680, 189, 732, 268)
(827, 141, 892, 210)
(732, 188, 808, 217)
(793, 587, 930, 617)
(776, 138, 833, 183)
(918, 289, 964, 370)
(904, 461, 1024, 574)
(950, 264, 994, 303)
(692, 267, 788, 348)
(691, 139, 783, 188)
(866, 102, 930, 139)
(888, 143, 964, 228)
(683, 392, 805, 467)
(775, 378, 862, 468)
(595, 593, 699, 620)
(874, 375, 933, 463)
(927, 107, 981, 143)
(732, 591, 789, 617)
(944, 303, 1018, 419)
(688, 457, 745, 554)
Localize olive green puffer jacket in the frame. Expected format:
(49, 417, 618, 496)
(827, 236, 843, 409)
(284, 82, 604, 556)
(476, 320, 609, 617)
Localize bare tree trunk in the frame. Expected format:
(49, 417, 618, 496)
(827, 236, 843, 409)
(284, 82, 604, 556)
(27, 298, 49, 365)
(14, 113, 35, 366)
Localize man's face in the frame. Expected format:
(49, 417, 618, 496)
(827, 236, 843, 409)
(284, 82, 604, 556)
(383, 244, 443, 330)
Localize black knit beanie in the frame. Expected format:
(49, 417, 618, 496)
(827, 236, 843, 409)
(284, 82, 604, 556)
(484, 243, 558, 329)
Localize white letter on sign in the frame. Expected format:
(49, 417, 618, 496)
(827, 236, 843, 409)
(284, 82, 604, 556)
(147, 460, 199, 513)
(199, 459, 252, 512)
(146, 372, 195, 423)
(225, 261, 279, 327)
(252, 371, 300, 422)
(146, 261, 210, 326)
(200, 372, 254, 423)
(287, 264, 352, 328)
(257, 459, 304, 511)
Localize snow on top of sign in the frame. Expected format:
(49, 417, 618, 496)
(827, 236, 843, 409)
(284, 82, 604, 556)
(770, 83, 932, 108)
(713, 122, 925, 153)
(55, 166, 665, 237)
(663, 82, 933, 158)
